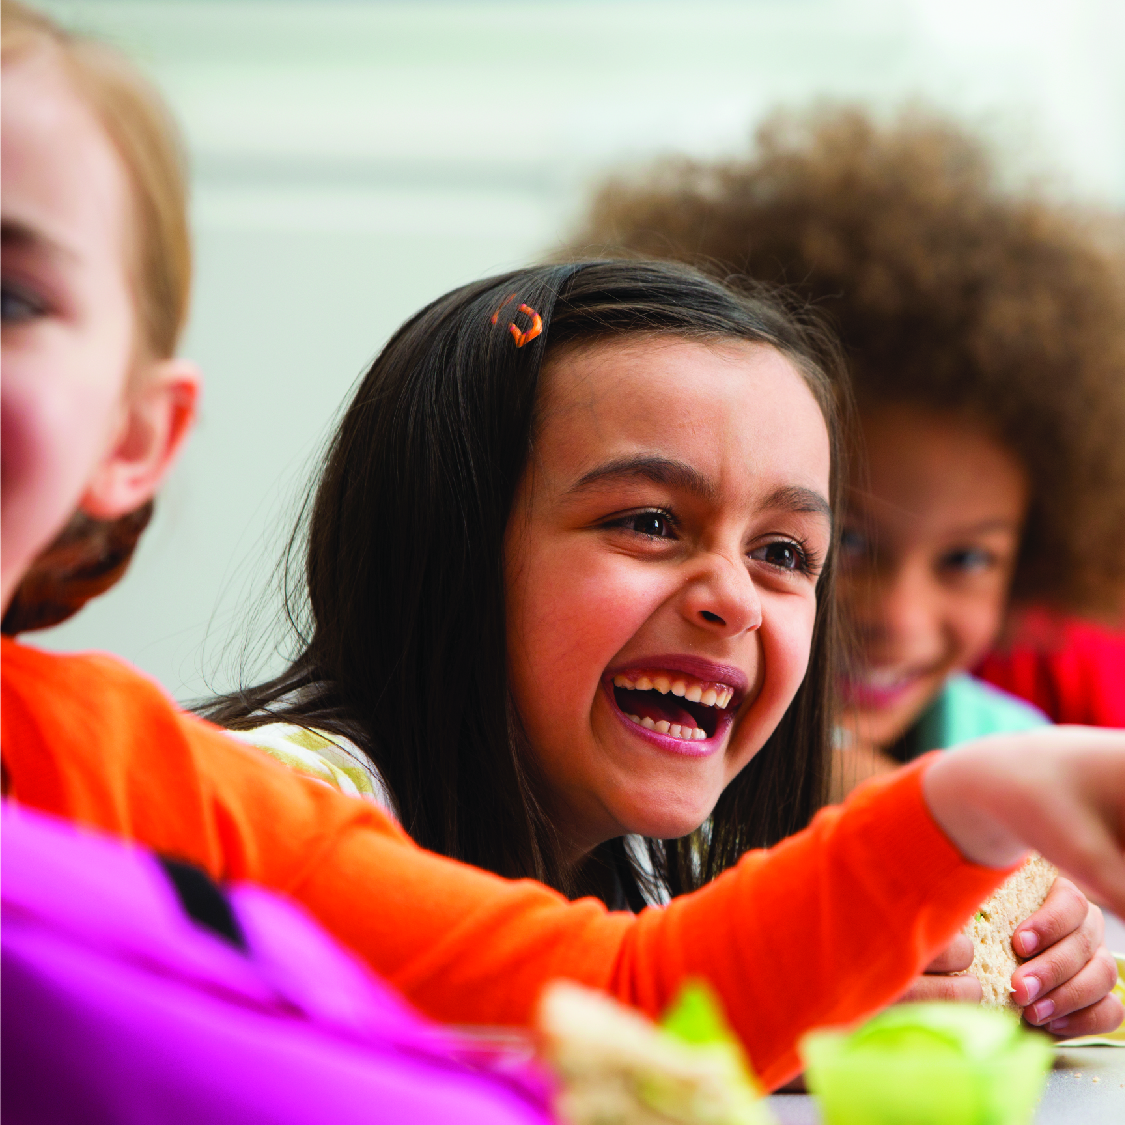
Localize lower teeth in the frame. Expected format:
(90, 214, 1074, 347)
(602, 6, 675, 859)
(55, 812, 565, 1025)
(627, 713, 706, 741)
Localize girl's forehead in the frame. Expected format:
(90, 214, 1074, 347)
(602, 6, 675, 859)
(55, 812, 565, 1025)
(539, 335, 825, 429)
(2, 49, 129, 268)
(535, 335, 831, 496)
(857, 406, 1027, 514)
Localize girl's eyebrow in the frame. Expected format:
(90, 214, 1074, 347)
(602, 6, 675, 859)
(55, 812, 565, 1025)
(1, 218, 77, 264)
(570, 455, 717, 501)
(763, 484, 834, 524)
(848, 491, 1021, 535)
(569, 457, 833, 524)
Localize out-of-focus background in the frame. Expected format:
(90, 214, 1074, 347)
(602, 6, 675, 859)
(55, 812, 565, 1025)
(36, 0, 1125, 702)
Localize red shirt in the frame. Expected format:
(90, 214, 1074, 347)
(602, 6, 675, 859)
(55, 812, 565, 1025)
(1, 637, 1010, 1089)
(978, 611, 1125, 727)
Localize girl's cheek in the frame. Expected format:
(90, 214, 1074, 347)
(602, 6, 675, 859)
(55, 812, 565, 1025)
(763, 591, 817, 686)
(513, 554, 675, 740)
(540, 549, 662, 629)
(1, 325, 131, 576)
(726, 595, 817, 769)
(1, 381, 87, 586)
(949, 591, 1009, 672)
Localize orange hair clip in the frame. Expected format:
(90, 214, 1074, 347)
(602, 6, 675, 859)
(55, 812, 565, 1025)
(509, 304, 542, 348)
(489, 294, 543, 348)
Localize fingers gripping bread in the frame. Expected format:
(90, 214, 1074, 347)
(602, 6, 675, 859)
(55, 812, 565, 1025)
(963, 855, 1058, 1010)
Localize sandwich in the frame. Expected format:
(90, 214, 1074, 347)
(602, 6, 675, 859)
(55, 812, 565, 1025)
(537, 980, 774, 1125)
(963, 854, 1057, 1010)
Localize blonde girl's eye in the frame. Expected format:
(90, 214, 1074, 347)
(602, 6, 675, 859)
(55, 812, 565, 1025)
(1, 280, 46, 325)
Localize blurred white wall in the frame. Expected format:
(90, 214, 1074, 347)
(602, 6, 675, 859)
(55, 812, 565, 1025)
(35, 0, 1125, 701)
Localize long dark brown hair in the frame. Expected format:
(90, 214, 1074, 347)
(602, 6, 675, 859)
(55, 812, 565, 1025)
(205, 260, 847, 904)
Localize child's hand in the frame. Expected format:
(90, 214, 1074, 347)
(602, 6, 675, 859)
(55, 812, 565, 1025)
(897, 884, 1122, 1038)
(896, 934, 981, 1004)
(1010, 878, 1122, 1037)
(922, 727, 1125, 916)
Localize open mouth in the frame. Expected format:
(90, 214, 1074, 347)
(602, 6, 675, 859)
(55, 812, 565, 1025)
(607, 666, 743, 744)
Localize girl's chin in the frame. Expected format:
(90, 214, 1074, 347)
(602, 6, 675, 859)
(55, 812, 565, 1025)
(600, 762, 722, 839)
(842, 697, 931, 751)
(616, 808, 713, 842)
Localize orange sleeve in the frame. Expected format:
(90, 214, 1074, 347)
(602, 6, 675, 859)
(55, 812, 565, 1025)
(1, 640, 1010, 1089)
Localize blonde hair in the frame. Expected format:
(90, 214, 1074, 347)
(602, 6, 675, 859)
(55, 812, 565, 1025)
(1, 0, 191, 359)
(1, 1, 193, 632)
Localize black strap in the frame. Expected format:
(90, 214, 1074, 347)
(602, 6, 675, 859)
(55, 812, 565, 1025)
(157, 856, 247, 951)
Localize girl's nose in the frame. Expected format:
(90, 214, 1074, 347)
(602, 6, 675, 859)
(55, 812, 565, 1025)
(854, 561, 940, 657)
(681, 555, 763, 636)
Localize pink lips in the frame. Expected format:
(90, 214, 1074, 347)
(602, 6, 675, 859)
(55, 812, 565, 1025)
(603, 653, 747, 757)
(604, 654, 749, 702)
(839, 673, 920, 711)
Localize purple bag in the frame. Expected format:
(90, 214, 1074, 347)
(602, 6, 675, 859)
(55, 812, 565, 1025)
(1, 802, 554, 1125)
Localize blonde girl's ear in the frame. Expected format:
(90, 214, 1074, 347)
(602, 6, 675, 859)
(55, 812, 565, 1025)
(78, 358, 201, 521)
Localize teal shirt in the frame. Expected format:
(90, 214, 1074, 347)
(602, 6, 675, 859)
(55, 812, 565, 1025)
(913, 673, 1048, 753)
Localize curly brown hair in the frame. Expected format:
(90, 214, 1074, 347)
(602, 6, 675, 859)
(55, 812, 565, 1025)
(569, 105, 1125, 619)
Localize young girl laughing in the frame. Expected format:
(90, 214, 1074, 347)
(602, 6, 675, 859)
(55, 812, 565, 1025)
(6, 0, 1124, 1090)
(210, 260, 1120, 1040)
(210, 260, 844, 905)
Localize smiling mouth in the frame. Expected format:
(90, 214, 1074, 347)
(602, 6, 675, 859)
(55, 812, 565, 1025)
(840, 667, 929, 710)
(609, 669, 740, 743)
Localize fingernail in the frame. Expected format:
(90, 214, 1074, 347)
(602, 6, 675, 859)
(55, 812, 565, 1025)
(1048, 1018, 1070, 1035)
(1022, 975, 1041, 1004)
(1014, 930, 1038, 956)
(1029, 999, 1055, 1024)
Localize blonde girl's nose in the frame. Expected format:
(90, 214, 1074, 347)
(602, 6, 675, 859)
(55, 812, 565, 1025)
(682, 556, 763, 636)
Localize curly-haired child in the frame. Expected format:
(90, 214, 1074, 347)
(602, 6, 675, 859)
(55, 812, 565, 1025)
(569, 104, 1125, 782)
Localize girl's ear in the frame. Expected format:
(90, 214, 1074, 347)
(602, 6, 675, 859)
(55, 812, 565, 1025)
(79, 358, 201, 520)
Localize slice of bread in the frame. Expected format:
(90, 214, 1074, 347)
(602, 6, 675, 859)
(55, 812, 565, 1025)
(964, 854, 1058, 1010)
(537, 982, 771, 1125)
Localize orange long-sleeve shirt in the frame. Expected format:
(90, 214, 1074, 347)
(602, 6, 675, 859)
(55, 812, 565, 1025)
(1, 638, 1011, 1088)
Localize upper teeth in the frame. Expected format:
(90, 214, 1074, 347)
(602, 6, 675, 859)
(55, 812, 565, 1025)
(612, 673, 734, 710)
(860, 669, 911, 689)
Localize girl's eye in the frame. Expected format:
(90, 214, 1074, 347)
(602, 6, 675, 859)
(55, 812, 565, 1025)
(1, 282, 46, 325)
(750, 540, 810, 573)
(613, 511, 676, 539)
(839, 526, 868, 558)
(940, 547, 996, 573)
